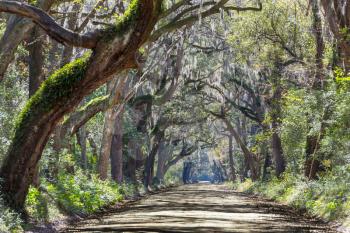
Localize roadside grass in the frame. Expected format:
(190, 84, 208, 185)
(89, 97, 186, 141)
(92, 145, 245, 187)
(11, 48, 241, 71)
(0, 199, 23, 233)
(0, 169, 135, 232)
(228, 166, 350, 228)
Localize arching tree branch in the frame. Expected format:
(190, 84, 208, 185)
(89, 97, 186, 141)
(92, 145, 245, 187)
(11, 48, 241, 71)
(0, 0, 99, 48)
(149, 0, 262, 42)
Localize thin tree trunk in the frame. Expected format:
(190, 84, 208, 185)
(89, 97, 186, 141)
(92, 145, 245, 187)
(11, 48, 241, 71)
(87, 132, 98, 158)
(228, 134, 236, 181)
(156, 141, 167, 182)
(76, 127, 88, 170)
(110, 111, 124, 183)
(98, 108, 115, 180)
(28, 27, 45, 97)
(27, 26, 46, 187)
(144, 129, 164, 190)
(311, 0, 325, 88)
(320, 0, 350, 72)
(268, 82, 286, 177)
(60, 3, 81, 67)
(305, 106, 331, 179)
(261, 141, 271, 181)
(271, 129, 285, 177)
(222, 118, 259, 180)
(304, 0, 327, 180)
(98, 77, 128, 180)
(126, 139, 137, 184)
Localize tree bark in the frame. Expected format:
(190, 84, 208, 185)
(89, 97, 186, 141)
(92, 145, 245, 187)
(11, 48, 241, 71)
(222, 118, 259, 180)
(125, 139, 137, 184)
(320, 0, 350, 71)
(98, 76, 128, 180)
(304, 0, 328, 180)
(87, 131, 98, 168)
(76, 126, 88, 170)
(144, 126, 165, 190)
(28, 26, 45, 97)
(98, 108, 116, 180)
(267, 79, 286, 177)
(27, 25, 46, 187)
(311, 0, 325, 88)
(305, 106, 332, 179)
(228, 134, 236, 181)
(110, 111, 124, 183)
(270, 128, 285, 177)
(60, 2, 81, 67)
(261, 141, 271, 181)
(156, 141, 168, 182)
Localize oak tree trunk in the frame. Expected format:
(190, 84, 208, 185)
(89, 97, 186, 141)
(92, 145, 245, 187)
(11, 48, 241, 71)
(228, 134, 236, 181)
(27, 26, 46, 187)
(125, 139, 137, 184)
(320, 0, 350, 71)
(304, 0, 327, 180)
(267, 78, 286, 177)
(98, 107, 116, 180)
(76, 127, 88, 170)
(144, 128, 164, 190)
(223, 118, 259, 180)
(110, 111, 124, 183)
(156, 141, 169, 182)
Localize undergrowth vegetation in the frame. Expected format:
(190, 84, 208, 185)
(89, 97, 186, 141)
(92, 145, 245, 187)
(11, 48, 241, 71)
(28, 172, 134, 221)
(0, 199, 23, 233)
(1, 154, 135, 232)
(229, 166, 350, 226)
(228, 74, 350, 227)
(25, 170, 132, 222)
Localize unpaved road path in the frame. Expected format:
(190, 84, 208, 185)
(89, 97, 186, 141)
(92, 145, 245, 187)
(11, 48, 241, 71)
(67, 184, 336, 233)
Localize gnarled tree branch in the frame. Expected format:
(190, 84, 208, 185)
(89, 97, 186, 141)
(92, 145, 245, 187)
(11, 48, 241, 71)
(149, 0, 262, 42)
(0, 0, 99, 48)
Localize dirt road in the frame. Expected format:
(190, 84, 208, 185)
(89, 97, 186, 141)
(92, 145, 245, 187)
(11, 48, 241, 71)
(67, 183, 335, 233)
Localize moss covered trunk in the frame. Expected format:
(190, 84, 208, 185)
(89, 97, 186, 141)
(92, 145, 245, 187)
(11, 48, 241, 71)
(0, 0, 161, 213)
(0, 55, 105, 213)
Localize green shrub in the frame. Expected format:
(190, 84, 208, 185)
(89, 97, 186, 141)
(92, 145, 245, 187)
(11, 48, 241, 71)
(0, 197, 23, 232)
(47, 170, 124, 215)
(25, 187, 49, 221)
(232, 167, 350, 223)
(164, 164, 183, 185)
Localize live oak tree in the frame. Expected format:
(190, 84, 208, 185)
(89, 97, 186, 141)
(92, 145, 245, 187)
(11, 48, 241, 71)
(0, 0, 163, 213)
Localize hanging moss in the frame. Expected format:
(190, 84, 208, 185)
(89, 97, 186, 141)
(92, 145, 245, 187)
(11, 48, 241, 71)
(150, 124, 159, 135)
(129, 94, 153, 107)
(12, 54, 90, 143)
(103, 0, 140, 41)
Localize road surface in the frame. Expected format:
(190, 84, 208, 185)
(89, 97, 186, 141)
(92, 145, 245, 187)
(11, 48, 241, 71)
(66, 184, 335, 233)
